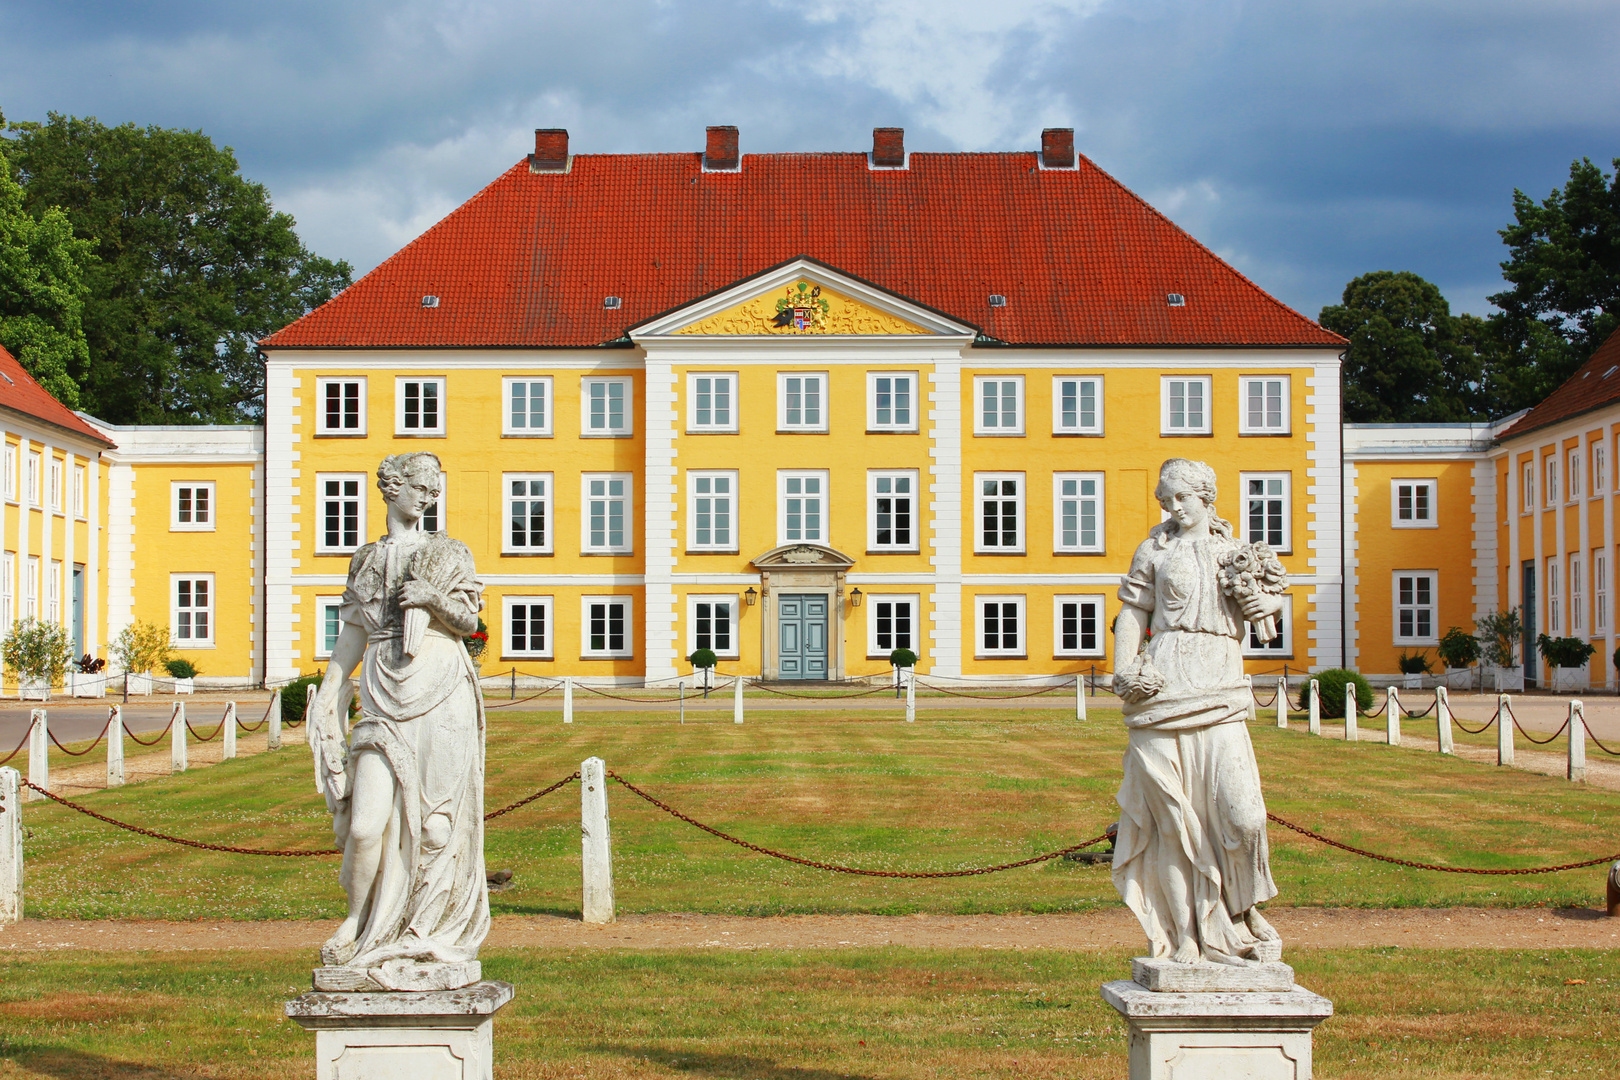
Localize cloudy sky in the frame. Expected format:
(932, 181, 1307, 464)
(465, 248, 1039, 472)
(3, 0, 1618, 321)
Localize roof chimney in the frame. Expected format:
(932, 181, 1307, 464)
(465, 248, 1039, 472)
(705, 126, 739, 170)
(531, 129, 568, 172)
(872, 127, 905, 168)
(1041, 128, 1075, 169)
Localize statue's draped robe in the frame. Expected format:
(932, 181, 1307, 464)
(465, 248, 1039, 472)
(337, 532, 489, 986)
(1113, 527, 1277, 961)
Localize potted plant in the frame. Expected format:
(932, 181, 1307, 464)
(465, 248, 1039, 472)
(1537, 634, 1596, 693)
(1436, 626, 1482, 690)
(889, 647, 918, 698)
(68, 653, 107, 698)
(463, 618, 488, 669)
(1396, 651, 1432, 690)
(111, 620, 172, 695)
(688, 648, 718, 698)
(1, 617, 75, 701)
(164, 658, 199, 695)
(1475, 609, 1524, 691)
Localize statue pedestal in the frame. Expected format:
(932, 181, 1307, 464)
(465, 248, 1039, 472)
(1102, 964, 1332, 1080)
(286, 981, 514, 1080)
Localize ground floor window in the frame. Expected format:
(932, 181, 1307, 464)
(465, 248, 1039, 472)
(687, 595, 738, 658)
(315, 596, 343, 659)
(1053, 595, 1104, 657)
(1243, 601, 1292, 658)
(172, 574, 214, 647)
(582, 597, 633, 658)
(868, 595, 919, 656)
(1393, 571, 1437, 645)
(976, 595, 1025, 657)
(503, 596, 553, 658)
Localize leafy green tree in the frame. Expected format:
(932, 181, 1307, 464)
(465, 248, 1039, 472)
(0, 113, 352, 423)
(3, 617, 76, 687)
(1320, 271, 1490, 422)
(0, 154, 92, 406)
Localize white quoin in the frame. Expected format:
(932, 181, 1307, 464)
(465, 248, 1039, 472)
(1569, 700, 1587, 783)
(580, 757, 615, 924)
(25, 709, 47, 802)
(0, 766, 19, 923)
(1344, 685, 1357, 743)
(171, 702, 187, 773)
(907, 669, 916, 724)
(268, 689, 283, 751)
(562, 677, 574, 725)
(1436, 686, 1454, 755)
(106, 706, 124, 788)
(1276, 677, 1288, 729)
(1496, 694, 1514, 766)
(1307, 680, 1320, 735)
(733, 674, 744, 724)
(222, 702, 237, 761)
(1386, 687, 1401, 747)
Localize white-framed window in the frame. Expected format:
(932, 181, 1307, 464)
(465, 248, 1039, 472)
(687, 594, 739, 658)
(1161, 376, 1212, 435)
(1545, 455, 1559, 508)
(25, 452, 40, 505)
(395, 376, 445, 436)
(171, 574, 214, 647)
(502, 595, 554, 659)
(503, 473, 553, 554)
(315, 596, 345, 660)
(778, 470, 827, 544)
(2, 445, 14, 500)
(1053, 594, 1105, 657)
(1522, 460, 1534, 513)
(688, 471, 737, 552)
(47, 460, 61, 511)
(1594, 443, 1607, 497)
(582, 377, 632, 437)
(581, 596, 633, 658)
(72, 464, 85, 517)
(316, 377, 367, 435)
(1244, 600, 1293, 658)
(1052, 376, 1103, 435)
(415, 471, 447, 534)
(47, 560, 60, 624)
(974, 376, 1024, 435)
(976, 595, 1026, 657)
(171, 481, 216, 531)
(1572, 553, 1585, 633)
(1392, 479, 1437, 529)
(502, 377, 552, 436)
(1241, 473, 1290, 551)
(1568, 448, 1582, 502)
(1393, 571, 1438, 645)
(1053, 473, 1104, 553)
(23, 556, 37, 620)
(1596, 550, 1609, 633)
(1238, 375, 1290, 434)
(975, 473, 1025, 552)
(0, 553, 12, 630)
(582, 474, 633, 554)
(1547, 559, 1561, 635)
(868, 471, 918, 552)
(777, 372, 828, 432)
(316, 473, 366, 553)
(867, 372, 918, 432)
(869, 594, 919, 656)
(687, 372, 738, 433)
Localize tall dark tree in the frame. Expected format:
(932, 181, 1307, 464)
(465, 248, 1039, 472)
(0, 153, 93, 407)
(1321, 271, 1491, 422)
(0, 113, 352, 423)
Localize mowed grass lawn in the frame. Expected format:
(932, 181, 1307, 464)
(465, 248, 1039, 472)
(14, 707, 1620, 920)
(0, 947, 1615, 1079)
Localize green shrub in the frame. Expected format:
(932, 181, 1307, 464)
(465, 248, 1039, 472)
(111, 620, 172, 676)
(1396, 651, 1432, 675)
(1437, 626, 1482, 669)
(1537, 634, 1596, 669)
(687, 648, 718, 670)
(164, 658, 199, 680)
(2, 617, 76, 686)
(1299, 669, 1374, 716)
(889, 648, 918, 668)
(1475, 608, 1522, 668)
(280, 674, 321, 723)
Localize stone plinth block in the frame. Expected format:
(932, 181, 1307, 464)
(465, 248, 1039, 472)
(1102, 979, 1332, 1080)
(1131, 958, 1294, 993)
(286, 980, 514, 1080)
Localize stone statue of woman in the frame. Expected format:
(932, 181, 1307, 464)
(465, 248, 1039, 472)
(308, 451, 490, 991)
(1112, 458, 1287, 967)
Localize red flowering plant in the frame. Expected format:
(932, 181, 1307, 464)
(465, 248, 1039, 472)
(464, 618, 489, 660)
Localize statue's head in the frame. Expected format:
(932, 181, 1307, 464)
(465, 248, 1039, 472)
(1154, 458, 1229, 537)
(377, 452, 442, 505)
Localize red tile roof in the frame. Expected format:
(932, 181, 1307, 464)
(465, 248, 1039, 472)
(1498, 326, 1620, 441)
(262, 151, 1344, 350)
(0, 346, 114, 448)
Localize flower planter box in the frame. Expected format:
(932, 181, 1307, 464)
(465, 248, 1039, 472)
(169, 677, 195, 695)
(1401, 673, 1423, 690)
(1487, 666, 1525, 693)
(67, 672, 106, 698)
(1550, 666, 1589, 694)
(17, 680, 49, 702)
(1443, 667, 1474, 690)
(125, 673, 154, 696)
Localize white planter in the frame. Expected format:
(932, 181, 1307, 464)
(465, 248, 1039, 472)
(1488, 666, 1525, 692)
(169, 677, 195, 695)
(17, 679, 49, 701)
(1443, 667, 1473, 690)
(67, 672, 106, 698)
(1401, 673, 1422, 689)
(1551, 666, 1590, 693)
(126, 673, 154, 695)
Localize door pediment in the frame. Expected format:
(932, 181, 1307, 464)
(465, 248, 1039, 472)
(751, 543, 856, 570)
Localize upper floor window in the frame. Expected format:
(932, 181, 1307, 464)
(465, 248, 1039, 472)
(869, 471, 917, 552)
(868, 373, 917, 432)
(502, 377, 552, 436)
(1238, 376, 1290, 434)
(25, 452, 40, 505)
(1394, 571, 1438, 645)
(1053, 376, 1103, 435)
(779, 470, 827, 544)
(975, 473, 1025, 553)
(48, 460, 62, 511)
(73, 465, 86, 517)
(396, 376, 445, 436)
(1545, 455, 1559, 507)
(1053, 594, 1105, 657)
(688, 373, 738, 433)
(1242, 473, 1290, 551)
(1522, 460, 1534, 513)
(688, 471, 737, 552)
(317, 474, 366, 553)
(778, 372, 828, 432)
(582, 474, 633, 554)
(974, 376, 1024, 435)
(2, 445, 14, 500)
(504, 473, 552, 554)
(583, 377, 632, 437)
(172, 482, 216, 532)
(1392, 479, 1437, 529)
(1568, 448, 1582, 502)
(1161, 376, 1212, 435)
(317, 378, 367, 435)
(1054, 473, 1104, 553)
(172, 574, 214, 647)
(1593, 442, 1607, 496)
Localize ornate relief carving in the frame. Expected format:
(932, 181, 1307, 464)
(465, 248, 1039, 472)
(675, 280, 930, 336)
(781, 545, 823, 563)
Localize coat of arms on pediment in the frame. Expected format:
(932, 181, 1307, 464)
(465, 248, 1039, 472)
(770, 282, 830, 332)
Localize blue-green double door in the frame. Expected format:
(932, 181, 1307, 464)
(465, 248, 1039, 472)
(777, 594, 828, 680)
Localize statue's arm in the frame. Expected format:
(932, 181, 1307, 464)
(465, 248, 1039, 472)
(315, 620, 367, 708)
(398, 541, 481, 637)
(1114, 604, 1150, 671)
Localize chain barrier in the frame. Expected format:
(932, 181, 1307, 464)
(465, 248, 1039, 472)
(1267, 811, 1620, 875)
(1364, 697, 1389, 718)
(47, 716, 115, 757)
(184, 709, 227, 743)
(233, 698, 277, 733)
(747, 681, 896, 700)
(575, 684, 690, 704)
(1507, 701, 1571, 745)
(125, 705, 180, 746)
(606, 770, 1111, 878)
(483, 689, 558, 710)
(1404, 699, 1438, 718)
(483, 772, 580, 820)
(1251, 687, 1278, 709)
(1450, 706, 1499, 736)
(1586, 728, 1620, 756)
(0, 720, 34, 766)
(911, 679, 1076, 701)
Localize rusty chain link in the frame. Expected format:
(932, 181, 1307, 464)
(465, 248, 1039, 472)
(484, 689, 559, 710)
(1507, 701, 1571, 745)
(0, 722, 33, 767)
(1268, 811, 1620, 875)
(125, 705, 181, 746)
(1450, 706, 1500, 735)
(911, 679, 1076, 701)
(47, 716, 115, 757)
(748, 682, 896, 700)
(483, 772, 579, 820)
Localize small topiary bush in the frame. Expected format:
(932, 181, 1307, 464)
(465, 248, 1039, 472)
(1299, 668, 1374, 716)
(687, 648, 718, 670)
(281, 674, 321, 722)
(889, 648, 918, 668)
(164, 658, 199, 680)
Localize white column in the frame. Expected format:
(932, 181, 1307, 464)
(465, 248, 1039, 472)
(171, 702, 187, 772)
(1569, 700, 1587, 782)
(1276, 677, 1288, 728)
(268, 688, 282, 750)
(25, 709, 46, 801)
(1307, 680, 1320, 735)
(1344, 685, 1357, 742)
(1387, 687, 1401, 746)
(1437, 685, 1454, 755)
(1496, 694, 1513, 766)
(222, 701, 237, 760)
(562, 677, 573, 725)
(906, 668, 916, 724)
(106, 705, 124, 787)
(733, 674, 744, 724)
(0, 766, 19, 922)
(580, 756, 614, 925)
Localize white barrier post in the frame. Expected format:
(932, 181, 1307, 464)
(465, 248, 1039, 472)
(171, 702, 187, 773)
(906, 669, 916, 724)
(1569, 700, 1587, 782)
(1387, 687, 1401, 746)
(678, 681, 685, 726)
(1437, 685, 1454, 755)
(733, 675, 745, 724)
(0, 766, 19, 922)
(562, 677, 574, 725)
(222, 702, 237, 761)
(268, 689, 282, 751)
(1496, 694, 1513, 766)
(1344, 684, 1358, 743)
(25, 709, 47, 802)
(1245, 674, 1257, 722)
(1075, 674, 1085, 721)
(1307, 680, 1320, 735)
(1276, 677, 1288, 729)
(106, 705, 124, 788)
(580, 756, 614, 924)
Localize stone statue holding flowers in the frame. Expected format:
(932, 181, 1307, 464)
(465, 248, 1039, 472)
(1111, 458, 1288, 967)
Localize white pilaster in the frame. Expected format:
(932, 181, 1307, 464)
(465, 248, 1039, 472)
(642, 360, 679, 683)
(926, 358, 963, 677)
(264, 364, 301, 683)
(1305, 364, 1346, 669)
(105, 461, 136, 653)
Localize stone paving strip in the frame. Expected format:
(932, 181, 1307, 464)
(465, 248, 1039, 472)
(3, 908, 1615, 952)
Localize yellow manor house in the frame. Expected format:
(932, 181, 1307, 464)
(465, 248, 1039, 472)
(3, 127, 1613, 691)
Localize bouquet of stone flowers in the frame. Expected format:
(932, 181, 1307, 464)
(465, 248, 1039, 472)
(1219, 541, 1288, 643)
(401, 539, 459, 659)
